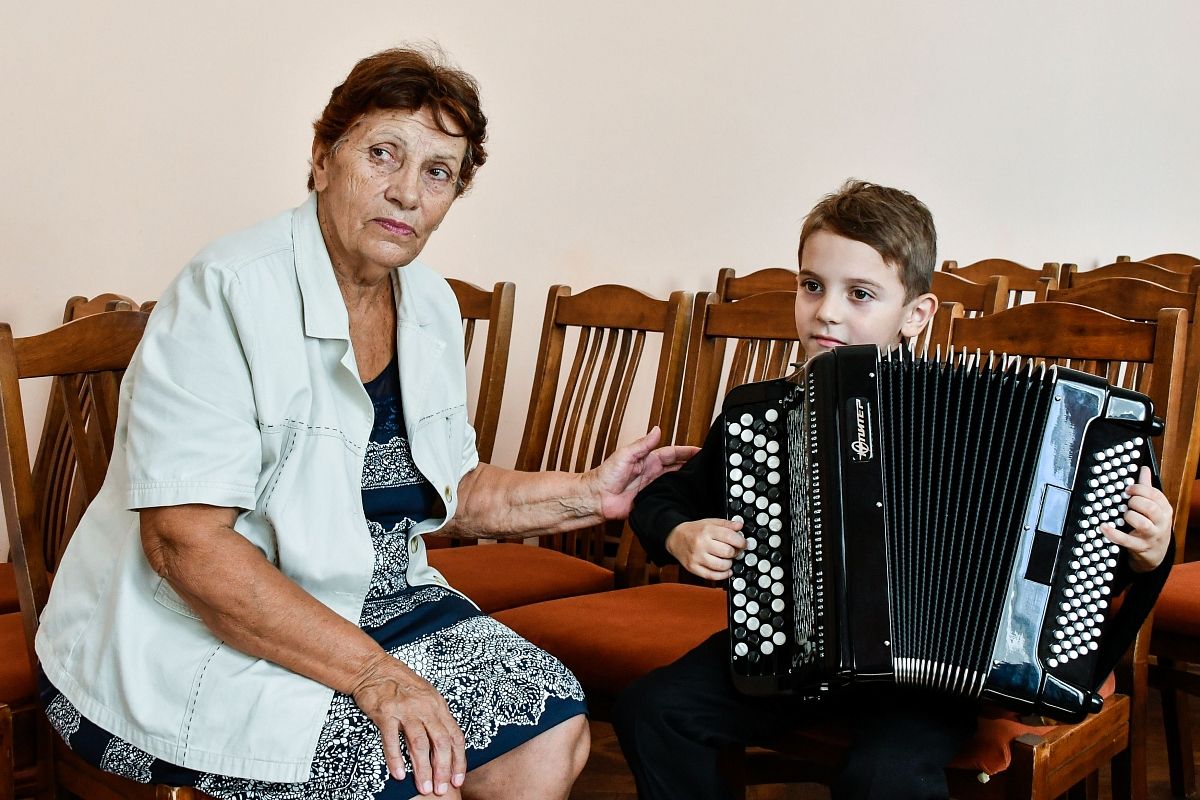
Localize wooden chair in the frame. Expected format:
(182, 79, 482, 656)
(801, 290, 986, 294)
(0, 310, 213, 799)
(427, 284, 693, 612)
(1116, 253, 1200, 272)
(446, 279, 514, 466)
(493, 289, 803, 729)
(1060, 261, 1200, 295)
(942, 259, 1065, 307)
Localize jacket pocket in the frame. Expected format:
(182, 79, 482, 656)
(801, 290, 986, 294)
(152, 578, 203, 621)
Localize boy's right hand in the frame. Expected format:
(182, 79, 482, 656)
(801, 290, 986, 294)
(665, 519, 747, 581)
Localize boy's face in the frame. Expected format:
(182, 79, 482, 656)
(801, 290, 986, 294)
(795, 230, 937, 356)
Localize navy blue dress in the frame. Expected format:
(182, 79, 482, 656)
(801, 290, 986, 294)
(41, 355, 586, 798)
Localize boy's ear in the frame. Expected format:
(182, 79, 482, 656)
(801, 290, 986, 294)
(899, 292, 939, 339)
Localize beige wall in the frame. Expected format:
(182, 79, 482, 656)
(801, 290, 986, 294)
(3, 1, 1199, 558)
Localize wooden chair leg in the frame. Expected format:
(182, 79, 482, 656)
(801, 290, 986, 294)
(0, 703, 13, 800)
(717, 745, 749, 800)
(1160, 660, 1197, 798)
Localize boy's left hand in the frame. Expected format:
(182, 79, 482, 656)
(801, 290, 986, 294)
(1099, 465, 1174, 573)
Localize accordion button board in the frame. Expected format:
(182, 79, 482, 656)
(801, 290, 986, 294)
(723, 344, 1163, 720)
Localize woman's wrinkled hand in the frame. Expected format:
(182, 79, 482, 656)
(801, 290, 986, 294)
(589, 427, 700, 521)
(351, 654, 466, 796)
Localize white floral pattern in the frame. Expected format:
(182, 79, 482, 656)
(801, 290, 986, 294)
(99, 738, 155, 783)
(360, 437, 423, 490)
(45, 693, 81, 742)
(362, 519, 413, 603)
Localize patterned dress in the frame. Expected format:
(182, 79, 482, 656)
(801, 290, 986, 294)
(41, 355, 586, 798)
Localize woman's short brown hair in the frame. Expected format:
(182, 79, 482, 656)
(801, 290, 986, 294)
(798, 180, 936, 299)
(308, 46, 488, 195)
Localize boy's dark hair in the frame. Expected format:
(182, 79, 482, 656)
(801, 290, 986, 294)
(798, 180, 936, 299)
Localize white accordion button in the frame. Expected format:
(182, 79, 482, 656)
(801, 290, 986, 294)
(747, 617, 760, 631)
(746, 600, 760, 615)
(767, 472, 780, 485)
(754, 449, 767, 463)
(769, 503, 782, 516)
(733, 594, 746, 607)
(765, 409, 779, 422)
(742, 474, 755, 488)
(728, 422, 742, 436)
(735, 642, 749, 657)
(772, 599, 786, 612)
(729, 453, 743, 467)
(741, 429, 753, 443)
(758, 574, 771, 589)
(773, 631, 787, 646)
(766, 441, 780, 454)
(753, 434, 767, 447)
(730, 485, 743, 498)
(769, 519, 783, 532)
(745, 553, 758, 567)
(734, 609, 747, 624)
(767, 456, 780, 469)
(740, 413, 754, 426)
(730, 468, 743, 481)
(771, 583, 785, 596)
(771, 566, 784, 580)
(756, 512, 769, 526)
(756, 496, 768, 510)
(732, 577, 746, 591)
(761, 640, 775, 655)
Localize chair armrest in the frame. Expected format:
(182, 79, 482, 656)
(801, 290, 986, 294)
(0, 701, 13, 800)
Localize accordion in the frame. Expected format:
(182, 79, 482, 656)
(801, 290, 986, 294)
(723, 344, 1163, 721)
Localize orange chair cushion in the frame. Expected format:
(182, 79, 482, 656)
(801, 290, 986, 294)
(429, 543, 614, 614)
(0, 611, 35, 704)
(1153, 560, 1200, 638)
(0, 562, 17, 614)
(493, 583, 727, 697)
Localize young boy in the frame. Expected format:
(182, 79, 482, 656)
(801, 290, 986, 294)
(613, 180, 1175, 800)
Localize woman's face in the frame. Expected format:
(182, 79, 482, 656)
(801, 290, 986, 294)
(312, 106, 467, 281)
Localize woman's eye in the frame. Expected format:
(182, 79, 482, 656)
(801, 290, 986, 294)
(428, 166, 452, 182)
(369, 146, 393, 161)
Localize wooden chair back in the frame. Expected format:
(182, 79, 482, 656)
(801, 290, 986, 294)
(1116, 253, 1200, 272)
(1062, 261, 1200, 294)
(29, 295, 141, 576)
(446, 279, 515, 465)
(517, 284, 692, 566)
(679, 291, 802, 449)
(715, 267, 796, 301)
(1, 311, 150, 647)
(941, 259, 1064, 307)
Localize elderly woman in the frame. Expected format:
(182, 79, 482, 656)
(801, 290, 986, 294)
(35, 48, 694, 800)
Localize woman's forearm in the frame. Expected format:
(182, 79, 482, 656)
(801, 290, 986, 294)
(439, 463, 603, 539)
(141, 505, 391, 696)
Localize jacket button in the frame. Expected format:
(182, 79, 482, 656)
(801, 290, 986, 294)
(443, 486, 452, 501)
(410, 538, 419, 554)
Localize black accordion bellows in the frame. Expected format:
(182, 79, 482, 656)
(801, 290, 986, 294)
(724, 344, 1164, 721)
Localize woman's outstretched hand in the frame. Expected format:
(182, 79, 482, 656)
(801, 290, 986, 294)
(589, 426, 700, 521)
(352, 654, 467, 796)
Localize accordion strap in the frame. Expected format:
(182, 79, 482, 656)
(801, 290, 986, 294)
(1093, 537, 1174, 686)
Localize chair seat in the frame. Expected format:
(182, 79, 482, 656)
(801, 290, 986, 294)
(1153, 560, 1200, 638)
(0, 612, 35, 704)
(428, 543, 614, 613)
(0, 563, 17, 614)
(493, 583, 727, 697)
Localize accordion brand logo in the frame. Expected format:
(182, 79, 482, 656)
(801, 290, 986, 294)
(848, 397, 873, 461)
